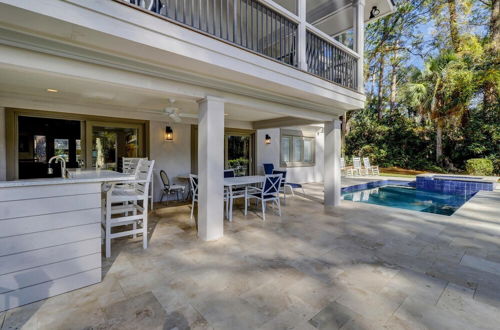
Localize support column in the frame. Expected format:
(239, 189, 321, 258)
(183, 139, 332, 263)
(324, 119, 342, 207)
(197, 96, 225, 241)
(0, 107, 6, 181)
(353, 0, 365, 93)
(297, 0, 308, 71)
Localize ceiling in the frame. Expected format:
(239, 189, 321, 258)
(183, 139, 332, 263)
(274, 0, 394, 36)
(0, 66, 282, 123)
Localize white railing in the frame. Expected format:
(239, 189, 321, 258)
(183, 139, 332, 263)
(117, 0, 360, 90)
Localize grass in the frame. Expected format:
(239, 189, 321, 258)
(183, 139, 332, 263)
(379, 172, 417, 179)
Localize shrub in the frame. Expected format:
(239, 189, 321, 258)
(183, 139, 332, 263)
(465, 158, 494, 176)
(492, 158, 500, 175)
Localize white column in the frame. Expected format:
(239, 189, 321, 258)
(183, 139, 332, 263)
(0, 107, 6, 181)
(324, 119, 341, 207)
(353, 0, 365, 93)
(197, 96, 225, 241)
(297, 0, 308, 71)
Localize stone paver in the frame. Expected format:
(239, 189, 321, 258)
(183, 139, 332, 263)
(2, 177, 500, 330)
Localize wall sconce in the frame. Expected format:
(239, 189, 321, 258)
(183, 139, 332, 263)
(265, 134, 271, 144)
(165, 126, 173, 141)
(369, 6, 380, 19)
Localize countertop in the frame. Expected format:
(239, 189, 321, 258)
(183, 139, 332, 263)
(0, 169, 135, 188)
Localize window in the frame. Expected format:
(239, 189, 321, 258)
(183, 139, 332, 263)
(280, 131, 315, 167)
(54, 138, 69, 162)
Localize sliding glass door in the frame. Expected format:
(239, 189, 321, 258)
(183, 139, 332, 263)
(225, 133, 254, 176)
(86, 121, 144, 172)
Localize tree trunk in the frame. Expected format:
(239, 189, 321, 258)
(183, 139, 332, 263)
(484, 0, 499, 108)
(447, 0, 460, 52)
(436, 123, 443, 164)
(390, 62, 398, 113)
(341, 113, 347, 156)
(377, 55, 385, 120)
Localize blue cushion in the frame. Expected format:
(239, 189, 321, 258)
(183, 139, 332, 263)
(263, 163, 274, 175)
(288, 183, 302, 188)
(251, 193, 278, 199)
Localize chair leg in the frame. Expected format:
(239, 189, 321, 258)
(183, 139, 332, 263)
(244, 198, 248, 216)
(190, 199, 195, 220)
(277, 197, 281, 217)
(261, 200, 266, 221)
(160, 190, 164, 202)
(142, 199, 148, 250)
(105, 199, 112, 259)
(132, 201, 137, 239)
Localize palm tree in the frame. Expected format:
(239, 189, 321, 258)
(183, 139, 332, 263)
(399, 52, 475, 165)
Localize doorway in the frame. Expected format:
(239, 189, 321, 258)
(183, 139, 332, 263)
(225, 134, 253, 176)
(190, 126, 255, 176)
(86, 121, 143, 172)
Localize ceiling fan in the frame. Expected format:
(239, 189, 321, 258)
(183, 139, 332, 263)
(163, 98, 182, 123)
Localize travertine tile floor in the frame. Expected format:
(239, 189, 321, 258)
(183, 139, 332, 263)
(1, 178, 500, 330)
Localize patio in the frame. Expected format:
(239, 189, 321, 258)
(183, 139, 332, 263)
(1, 181, 500, 329)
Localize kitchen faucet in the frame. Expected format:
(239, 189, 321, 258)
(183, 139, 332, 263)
(48, 155, 67, 178)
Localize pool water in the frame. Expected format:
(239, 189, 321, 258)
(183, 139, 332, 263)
(342, 185, 474, 216)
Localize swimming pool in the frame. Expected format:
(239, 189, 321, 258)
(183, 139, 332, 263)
(342, 181, 475, 216)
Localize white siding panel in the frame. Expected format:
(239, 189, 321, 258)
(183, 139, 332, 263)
(0, 183, 101, 202)
(0, 253, 101, 293)
(0, 238, 101, 276)
(0, 223, 100, 256)
(0, 193, 100, 220)
(0, 209, 100, 238)
(0, 268, 101, 312)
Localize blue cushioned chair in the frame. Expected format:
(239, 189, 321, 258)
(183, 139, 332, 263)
(224, 169, 235, 178)
(272, 169, 305, 201)
(244, 174, 282, 221)
(263, 163, 274, 175)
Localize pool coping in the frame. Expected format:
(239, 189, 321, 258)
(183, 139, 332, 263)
(416, 173, 499, 184)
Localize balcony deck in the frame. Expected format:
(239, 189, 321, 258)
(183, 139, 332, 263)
(117, 0, 359, 91)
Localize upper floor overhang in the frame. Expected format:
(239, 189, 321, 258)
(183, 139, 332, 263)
(0, 0, 393, 120)
(283, 0, 396, 37)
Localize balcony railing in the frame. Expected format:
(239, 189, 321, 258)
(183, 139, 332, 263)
(119, 0, 359, 91)
(306, 30, 358, 90)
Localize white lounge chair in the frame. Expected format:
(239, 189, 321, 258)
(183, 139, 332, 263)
(352, 157, 365, 176)
(341, 157, 354, 176)
(363, 157, 380, 176)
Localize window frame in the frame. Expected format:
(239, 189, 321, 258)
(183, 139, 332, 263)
(280, 129, 316, 167)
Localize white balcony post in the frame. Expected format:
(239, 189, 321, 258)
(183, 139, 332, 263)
(324, 119, 342, 207)
(197, 96, 225, 241)
(297, 0, 307, 71)
(353, 0, 365, 93)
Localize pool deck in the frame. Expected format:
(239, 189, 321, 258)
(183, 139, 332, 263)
(1, 175, 500, 329)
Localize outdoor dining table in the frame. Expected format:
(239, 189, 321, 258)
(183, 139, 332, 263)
(224, 175, 265, 221)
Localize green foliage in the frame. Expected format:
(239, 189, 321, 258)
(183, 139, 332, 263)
(349, 0, 500, 173)
(465, 158, 494, 176)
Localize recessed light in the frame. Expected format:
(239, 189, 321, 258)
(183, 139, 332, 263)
(46, 89, 58, 93)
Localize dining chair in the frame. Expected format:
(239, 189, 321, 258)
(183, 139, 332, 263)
(122, 157, 153, 210)
(263, 163, 274, 175)
(244, 174, 282, 221)
(103, 159, 155, 258)
(189, 174, 198, 220)
(224, 169, 235, 178)
(159, 170, 185, 204)
(272, 169, 289, 204)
